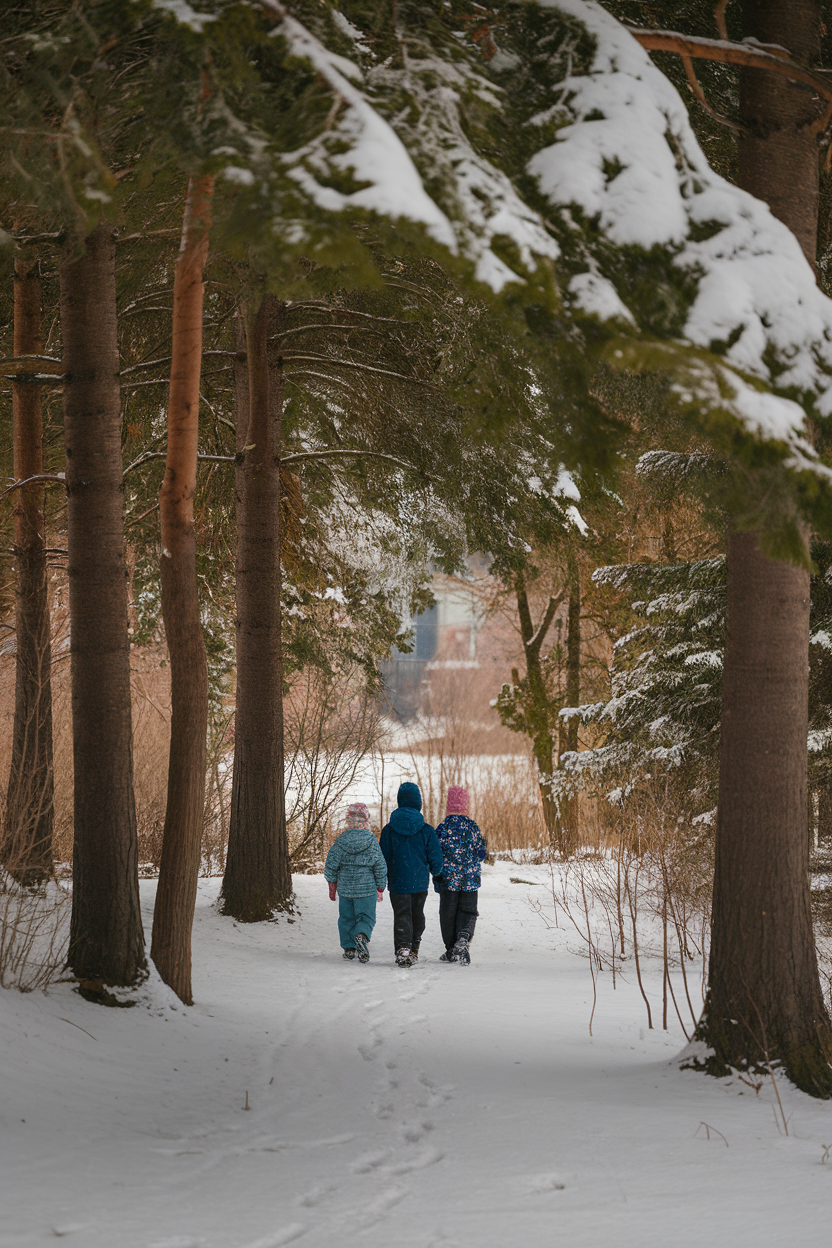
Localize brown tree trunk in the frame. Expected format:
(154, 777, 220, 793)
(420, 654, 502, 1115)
(819, 786, 832, 844)
(62, 224, 146, 990)
(556, 566, 581, 850)
(150, 176, 213, 1004)
(514, 572, 568, 856)
(221, 295, 292, 921)
(737, 0, 821, 265)
(703, 533, 831, 1091)
(697, 0, 832, 1095)
(4, 258, 54, 884)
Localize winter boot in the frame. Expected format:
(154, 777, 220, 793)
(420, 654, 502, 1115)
(342, 949, 356, 960)
(410, 942, 420, 963)
(439, 950, 453, 962)
(355, 932, 370, 964)
(451, 935, 470, 965)
(395, 946, 413, 968)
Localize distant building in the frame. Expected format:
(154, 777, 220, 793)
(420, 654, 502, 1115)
(380, 575, 484, 720)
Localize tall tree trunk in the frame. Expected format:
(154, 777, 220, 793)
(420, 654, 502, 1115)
(221, 295, 292, 921)
(62, 224, 145, 990)
(556, 566, 581, 850)
(150, 176, 212, 1004)
(697, 0, 832, 1095)
(514, 572, 568, 855)
(4, 258, 54, 884)
(819, 786, 832, 844)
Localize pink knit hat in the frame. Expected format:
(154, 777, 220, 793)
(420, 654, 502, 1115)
(344, 802, 371, 831)
(446, 786, 469, 815)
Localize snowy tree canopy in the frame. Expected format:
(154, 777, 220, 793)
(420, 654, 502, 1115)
(8, 0, 832, 497)
(254, 0, 832, 486)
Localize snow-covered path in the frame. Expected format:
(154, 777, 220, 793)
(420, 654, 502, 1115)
(3, 865, 832, 1247)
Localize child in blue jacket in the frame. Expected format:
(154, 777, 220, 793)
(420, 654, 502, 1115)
(434, 786, 487, 965)
(324, 803, 387, 963)
(379, 782, 443, 967)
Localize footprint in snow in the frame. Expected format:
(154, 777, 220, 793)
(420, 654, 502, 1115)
(296, 1183, 339, 1208)
(346, 1186, 408, 1230)
(350, 1148, 389, 1174)
(401, 1121, 433, 1143)
(388, 1146, 444, 1175)
(357, 1040, 380, 1061)
(519, 1173, 566, 1194)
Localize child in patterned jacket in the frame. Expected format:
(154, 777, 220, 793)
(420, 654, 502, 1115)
(434, 786, 487, 965)
(324, 803, 387, 963)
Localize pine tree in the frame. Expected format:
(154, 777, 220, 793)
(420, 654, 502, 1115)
(3, 257, 55, 884)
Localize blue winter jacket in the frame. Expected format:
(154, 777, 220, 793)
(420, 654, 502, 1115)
(380, 807, 443, 895)
(324, 829, 387, 898)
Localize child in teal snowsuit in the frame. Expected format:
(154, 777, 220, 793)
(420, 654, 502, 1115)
(324, 803, 387, 963)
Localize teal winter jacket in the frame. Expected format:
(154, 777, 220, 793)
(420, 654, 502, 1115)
(324, 829, 387, 898)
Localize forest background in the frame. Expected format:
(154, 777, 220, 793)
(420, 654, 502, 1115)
(5, 0, 832, 1098)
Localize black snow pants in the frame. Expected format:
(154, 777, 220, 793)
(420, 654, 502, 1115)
(390, 891, 428, 952)
(439, 888, 479, 951)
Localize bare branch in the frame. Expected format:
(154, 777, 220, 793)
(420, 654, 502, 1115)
(0, 354, 63, 376)
(528, 591, 568, 656)
(3, 473, 66, 497)
(119, 350, 234, 377)
(681, 54, 745, 133)
(714, 0, 728, 40)
(123, 451, 233, 477)
(281, 353, 432, 385)
(627, 27, 832, 106)
(280, 448, 425, 473)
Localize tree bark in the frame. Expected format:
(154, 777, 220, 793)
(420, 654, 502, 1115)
(696, 0, 832, 1095)
(150, 176, 213, 1005)
(4, 258, 54, 884)
(819, 786, 832, 844)
(514, 573, 568, 855)
(556, 566, 581, 851)
(737, 0, 821, 265)
(61, 224, 146, 989)
(704, 532, 832, 1091)
(221, 295, 292, 921)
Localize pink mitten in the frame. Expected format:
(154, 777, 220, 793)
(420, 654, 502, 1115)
(328, 881, 337, 901)
(377, 888, 384, 903)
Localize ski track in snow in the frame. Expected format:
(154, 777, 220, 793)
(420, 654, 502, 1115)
(3, 866, 832, 1246)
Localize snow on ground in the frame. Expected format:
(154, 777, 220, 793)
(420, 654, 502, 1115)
(3, 864, 832, 1248)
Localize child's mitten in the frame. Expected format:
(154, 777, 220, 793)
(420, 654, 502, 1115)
(377, 888, 384, 903)
(328, 881, 337, 901)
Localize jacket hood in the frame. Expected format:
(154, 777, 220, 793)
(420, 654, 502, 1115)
(389, 807, 425, 836)
(396, 781, 422, 811)
(338, 828, 378, 853)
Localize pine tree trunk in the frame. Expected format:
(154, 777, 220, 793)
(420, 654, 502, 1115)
(221, 295, 292, 921)
(62, 224, 146, 990)
(150, 176, 212, 1004)
(696, 0, 832, 1095)
(4, 258, 54, 884)
(737, 0, 820, 264)
(703, 532, 831, 1090)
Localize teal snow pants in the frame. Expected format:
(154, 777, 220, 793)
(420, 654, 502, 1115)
(338, 894, 377, 949)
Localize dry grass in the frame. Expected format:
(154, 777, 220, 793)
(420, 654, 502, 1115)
(0, 601, 172, 875)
